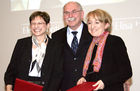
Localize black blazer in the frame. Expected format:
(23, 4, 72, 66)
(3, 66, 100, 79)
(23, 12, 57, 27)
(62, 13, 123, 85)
(52, 22, 92, 91)
(4, 36, 64, 91)
(86, 35, 132, 91)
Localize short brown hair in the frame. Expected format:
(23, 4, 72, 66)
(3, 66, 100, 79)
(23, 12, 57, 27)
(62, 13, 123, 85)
(29, 11, 50, 24)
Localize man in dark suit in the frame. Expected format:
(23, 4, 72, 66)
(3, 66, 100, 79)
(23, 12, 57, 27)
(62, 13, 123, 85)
(52, 1, 92, 91)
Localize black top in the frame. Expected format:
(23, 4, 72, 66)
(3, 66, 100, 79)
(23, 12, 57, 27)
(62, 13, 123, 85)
(85, 35, 132, 91)
(4, 36, 64, 91)
(87, 44, 98, 73)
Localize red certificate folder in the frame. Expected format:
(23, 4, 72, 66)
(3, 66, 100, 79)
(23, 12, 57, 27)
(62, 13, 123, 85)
(67, 82, 97, 91)
(14, 78, 43, 91)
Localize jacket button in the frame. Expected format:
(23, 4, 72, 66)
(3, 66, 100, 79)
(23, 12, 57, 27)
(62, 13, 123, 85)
(42, 81, 45, 85)
(74, 58, 77, 60)
(75, 69, 77, 72)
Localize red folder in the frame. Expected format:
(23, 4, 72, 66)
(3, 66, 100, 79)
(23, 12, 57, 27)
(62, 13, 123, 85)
(67, 82, 97, 91)
(14, 78, 43, 91)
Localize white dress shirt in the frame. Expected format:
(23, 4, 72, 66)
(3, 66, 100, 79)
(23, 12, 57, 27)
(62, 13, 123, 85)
(67, 23, 84, 47)
(29, 42, 46, 77)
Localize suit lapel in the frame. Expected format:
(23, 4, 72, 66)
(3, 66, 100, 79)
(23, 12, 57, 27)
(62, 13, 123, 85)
(64, 27, 77, 55)
(76, 23, 92, 56)
(23, 37, 32, 75)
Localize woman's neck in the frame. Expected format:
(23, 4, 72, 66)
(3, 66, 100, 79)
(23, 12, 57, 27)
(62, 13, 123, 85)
(35, 35, 46, 44)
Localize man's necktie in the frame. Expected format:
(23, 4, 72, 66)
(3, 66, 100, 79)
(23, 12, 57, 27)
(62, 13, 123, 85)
(71, 31, 78, 54)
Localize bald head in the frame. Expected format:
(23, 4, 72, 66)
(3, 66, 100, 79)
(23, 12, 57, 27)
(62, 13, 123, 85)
(63, 1, 83, 11)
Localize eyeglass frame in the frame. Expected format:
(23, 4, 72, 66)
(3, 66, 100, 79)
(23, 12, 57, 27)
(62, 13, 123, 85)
(30, 22, 46, 26)
(63, 9, 82, 16)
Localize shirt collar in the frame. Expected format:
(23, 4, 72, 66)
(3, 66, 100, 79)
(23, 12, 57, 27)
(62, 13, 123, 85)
(67, 22, 83, 35)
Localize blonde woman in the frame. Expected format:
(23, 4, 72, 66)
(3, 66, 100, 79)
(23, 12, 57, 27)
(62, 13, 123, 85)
(77, 9, 132, 91)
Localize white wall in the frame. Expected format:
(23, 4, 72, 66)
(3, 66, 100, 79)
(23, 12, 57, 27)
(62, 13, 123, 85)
(0, 0, 140, 91)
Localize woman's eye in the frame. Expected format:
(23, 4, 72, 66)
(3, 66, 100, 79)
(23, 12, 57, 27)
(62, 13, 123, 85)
(95, 21, 100, 24)
(87, 22, 91, 24)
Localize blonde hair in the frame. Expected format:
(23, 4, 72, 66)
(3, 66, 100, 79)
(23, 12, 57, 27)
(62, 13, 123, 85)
(87, 9, 112, 32)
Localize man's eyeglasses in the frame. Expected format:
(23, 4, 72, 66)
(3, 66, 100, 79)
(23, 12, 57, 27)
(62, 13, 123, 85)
(64, 10, 82, 15)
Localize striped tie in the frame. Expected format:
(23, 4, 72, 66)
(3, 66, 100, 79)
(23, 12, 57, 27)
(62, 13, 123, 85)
(71, 31, 78, 54)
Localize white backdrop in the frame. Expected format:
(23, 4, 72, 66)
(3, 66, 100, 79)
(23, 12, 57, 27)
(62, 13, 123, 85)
(0, 0, 140, 91)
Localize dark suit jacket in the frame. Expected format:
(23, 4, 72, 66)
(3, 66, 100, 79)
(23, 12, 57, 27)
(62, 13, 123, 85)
(85, 35, 132, 91)
(52, 22, 92, 91)
(4, 36, 64, 91)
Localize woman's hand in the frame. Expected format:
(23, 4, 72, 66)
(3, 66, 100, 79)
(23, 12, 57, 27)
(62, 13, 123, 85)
(77, 77, 87, 85)
(93, 80, 104, 91)
(6, 84, 13, 91)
